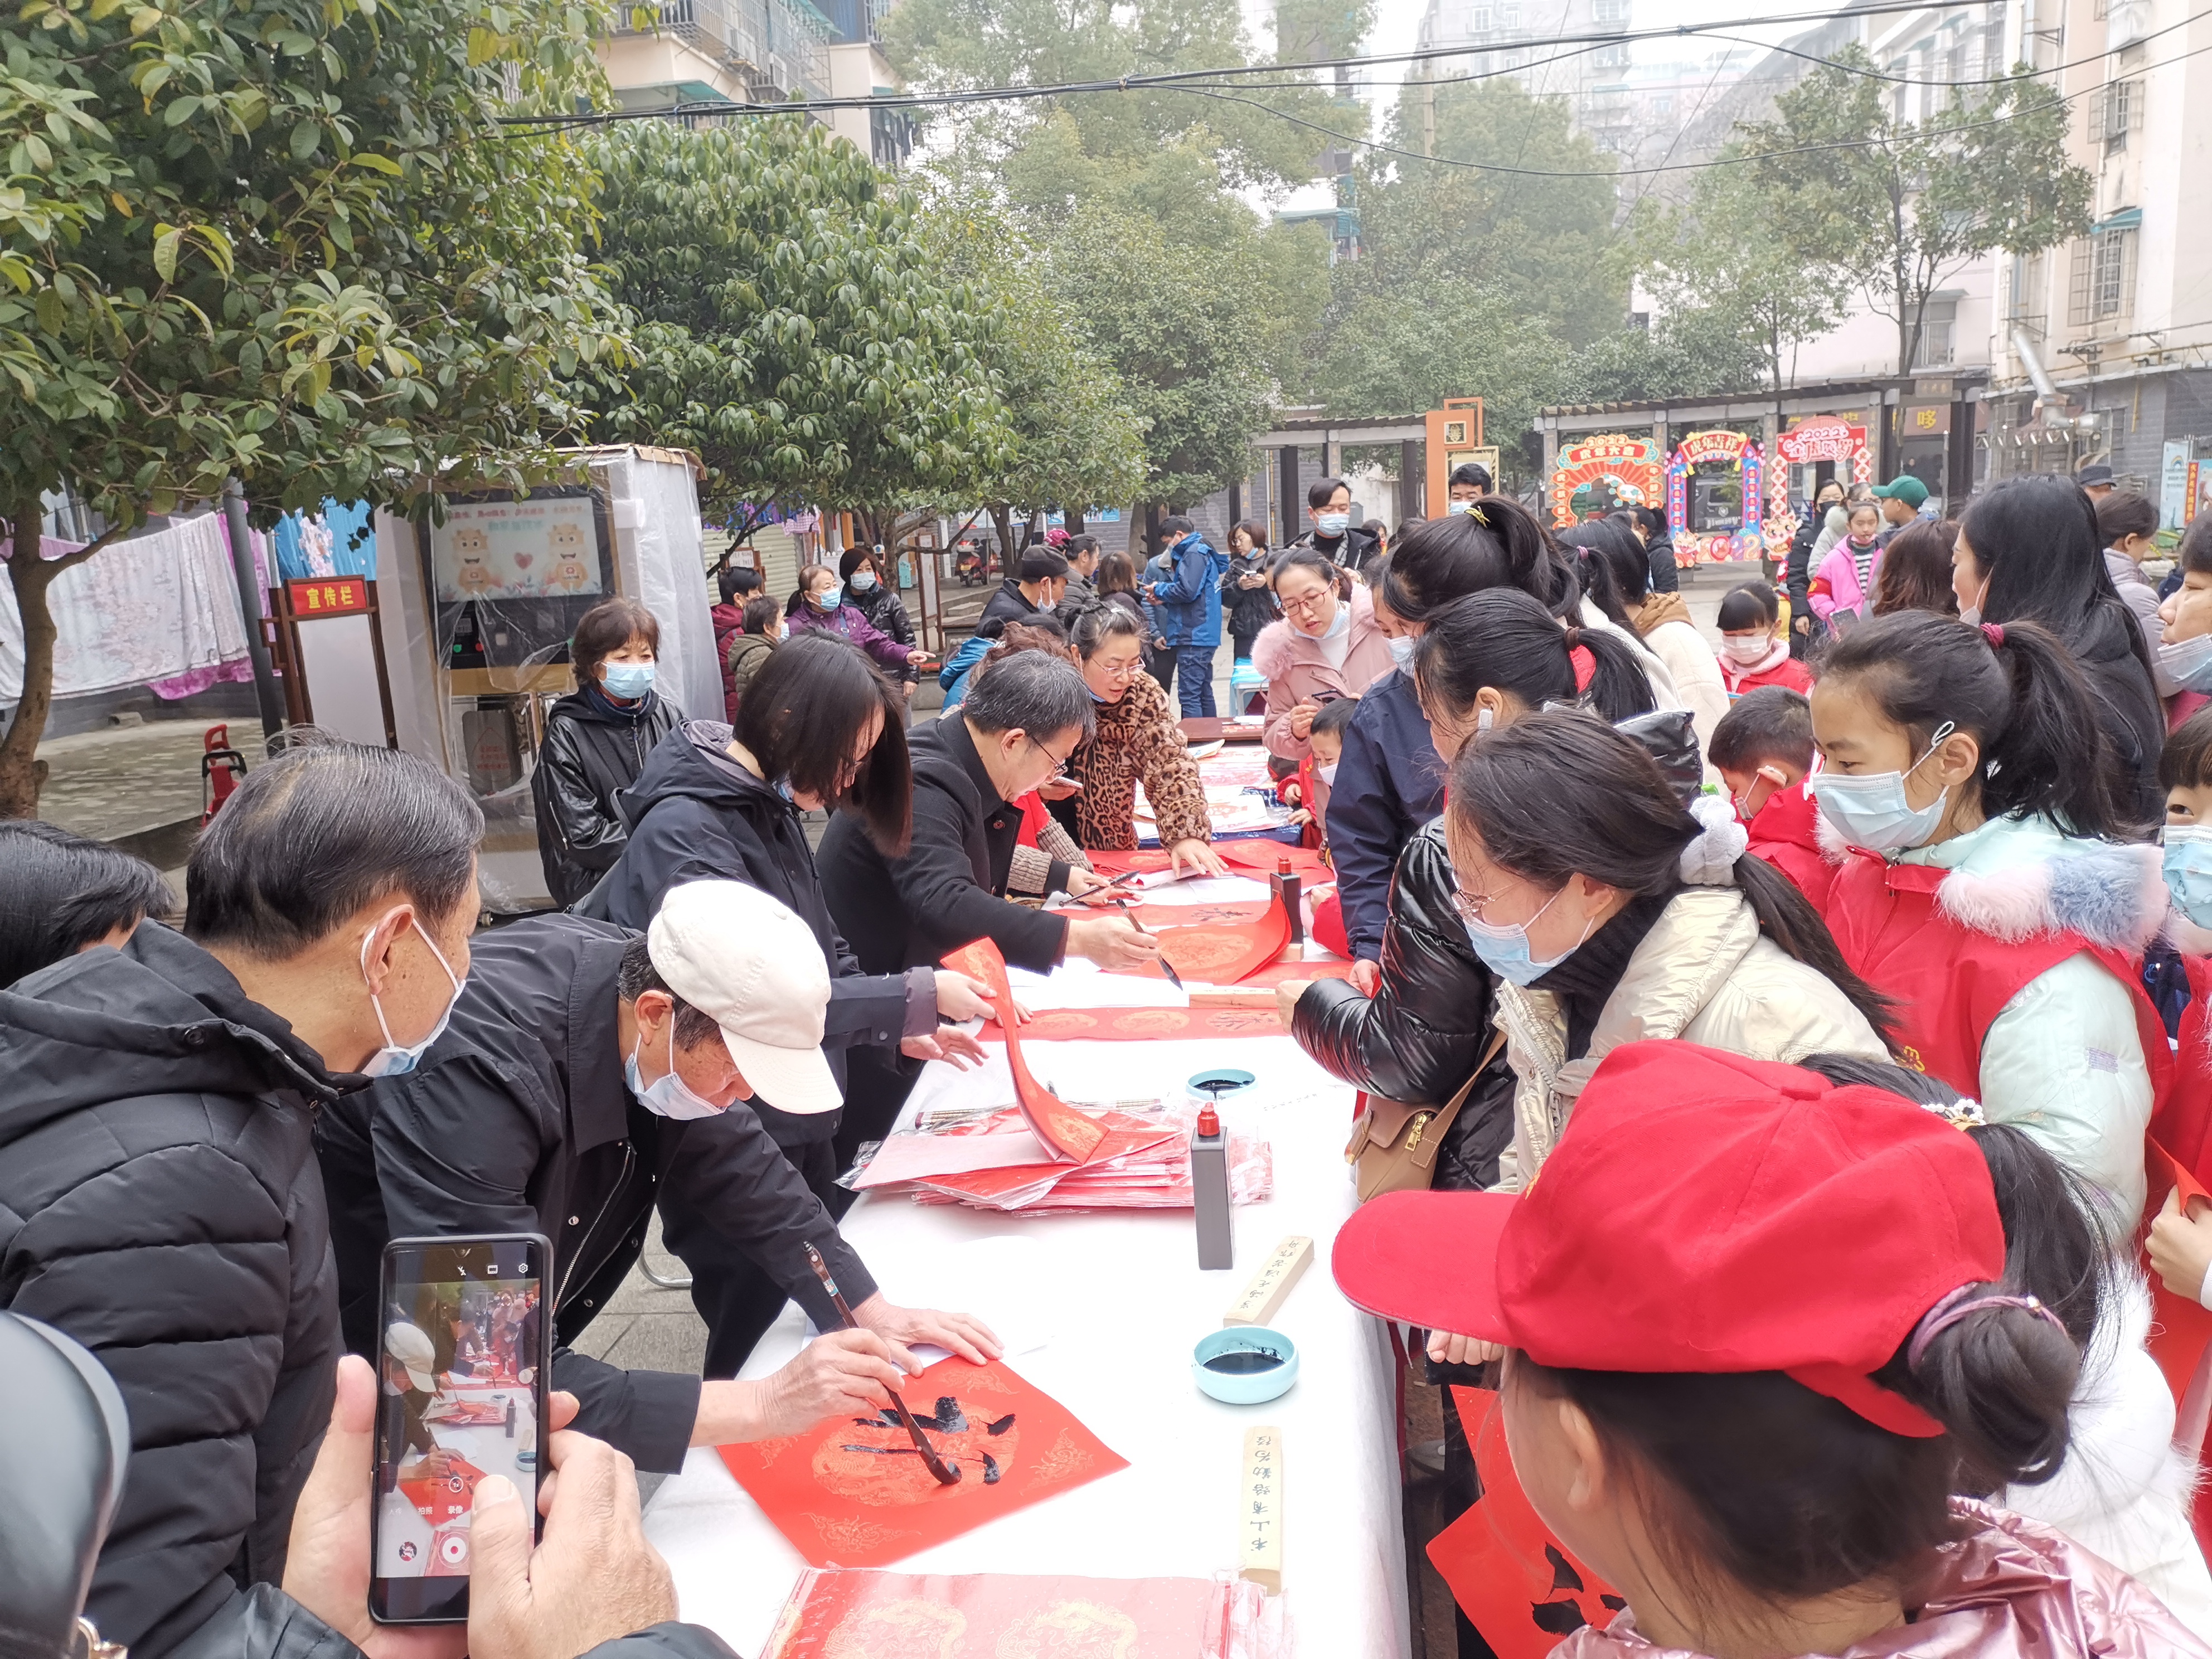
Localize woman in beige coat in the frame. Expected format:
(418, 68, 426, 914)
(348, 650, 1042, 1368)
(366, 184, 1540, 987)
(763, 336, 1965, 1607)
(1442, 710, 1893, 1197)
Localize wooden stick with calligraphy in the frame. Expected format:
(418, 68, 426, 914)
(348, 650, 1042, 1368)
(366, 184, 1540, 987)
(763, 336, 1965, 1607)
(803, 1244, 959, 1486)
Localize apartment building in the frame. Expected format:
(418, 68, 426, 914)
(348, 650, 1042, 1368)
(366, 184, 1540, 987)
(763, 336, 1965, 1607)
(1413, 0, 1636, 115)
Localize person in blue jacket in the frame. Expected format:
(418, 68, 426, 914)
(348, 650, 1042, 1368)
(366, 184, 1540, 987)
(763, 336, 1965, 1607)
(1144, 515, 1228, 718)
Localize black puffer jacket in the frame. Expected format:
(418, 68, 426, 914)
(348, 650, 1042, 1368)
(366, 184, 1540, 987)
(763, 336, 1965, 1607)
(1293, 823, 1515, 1190)
(531, 686, 683, 907)
(0, 925, 348, 1658)
(1221, 547, 1279, 641)
(574, 722, 932, 1148)
(850, 579, 918, 683)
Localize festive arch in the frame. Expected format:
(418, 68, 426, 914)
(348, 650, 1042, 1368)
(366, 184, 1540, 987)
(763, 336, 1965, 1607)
(1666, 429, 1767, 565)
(1549, 435, 1662, 528)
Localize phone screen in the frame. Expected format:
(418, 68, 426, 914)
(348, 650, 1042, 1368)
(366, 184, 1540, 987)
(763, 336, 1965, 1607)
(370, 1234, 551, 1624)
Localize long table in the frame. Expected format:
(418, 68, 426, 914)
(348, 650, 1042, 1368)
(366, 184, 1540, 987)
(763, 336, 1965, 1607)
(642, 881, 1410, 1658)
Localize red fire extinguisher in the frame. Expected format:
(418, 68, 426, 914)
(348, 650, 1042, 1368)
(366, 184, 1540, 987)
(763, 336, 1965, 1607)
(201, 724, 248, 824)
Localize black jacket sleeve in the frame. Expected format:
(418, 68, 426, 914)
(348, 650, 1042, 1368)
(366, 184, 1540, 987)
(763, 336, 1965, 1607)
(821, 968, 933, 1050)
(539, 716, 629, 870)
(370, 1058, 701, 1474)
(174, 1587, 741, 1659)
(653, 1103, 877, 1337)
(1293, 828, 1497, 1102)
(1323, 709, 1410, 966)
(1647, 537, 1679, 595)
(891, 788, 1068, 973)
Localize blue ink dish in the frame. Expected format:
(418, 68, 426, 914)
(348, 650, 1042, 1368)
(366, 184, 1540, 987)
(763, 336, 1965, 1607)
(1192, 1326, 1299, 1404)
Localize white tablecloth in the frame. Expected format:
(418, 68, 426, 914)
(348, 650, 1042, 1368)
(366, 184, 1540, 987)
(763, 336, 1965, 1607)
(643, 915, 1409, 1659)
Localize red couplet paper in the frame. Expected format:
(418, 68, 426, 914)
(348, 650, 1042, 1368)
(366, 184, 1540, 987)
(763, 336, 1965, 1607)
(397, 1454, 489, 1530)
(977, 1006, 1287, 1043)
(940, 937, 1109, 1164)
(1050, 901, 1274, 929)
(716, 1357, 1128, 1570)
(1084, 844, 1331, 880)
(759, 1569, 1280, 1659)
(1427, 1389, 1626, 1657)
(1156, 898, 1292, 986)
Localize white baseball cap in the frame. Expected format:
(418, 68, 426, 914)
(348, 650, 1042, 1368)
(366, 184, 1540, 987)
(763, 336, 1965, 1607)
(647, 880, 842, 1115)
(384, 1321, 437, 1392)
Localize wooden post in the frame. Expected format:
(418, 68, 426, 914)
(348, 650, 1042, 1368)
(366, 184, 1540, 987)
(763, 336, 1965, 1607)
(1400, 438, 1423, 519)
(1278, 445, 1300, 544)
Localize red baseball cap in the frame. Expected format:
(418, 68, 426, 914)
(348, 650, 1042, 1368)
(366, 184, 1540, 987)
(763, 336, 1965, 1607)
(1331, 1041, 2007, 1437)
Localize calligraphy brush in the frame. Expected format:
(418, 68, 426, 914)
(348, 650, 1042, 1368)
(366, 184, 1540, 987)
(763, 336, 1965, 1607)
(1118, 900, 1182, 989)
(803, 1243, 961, 1485)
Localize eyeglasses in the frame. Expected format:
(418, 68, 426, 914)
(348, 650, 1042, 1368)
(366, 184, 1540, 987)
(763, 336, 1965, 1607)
(1449, 888, 1496, 922)
(1279, 590, 1334, 617)
(1092, 657, 1146, 682)
(1027, 734, 1078, 770)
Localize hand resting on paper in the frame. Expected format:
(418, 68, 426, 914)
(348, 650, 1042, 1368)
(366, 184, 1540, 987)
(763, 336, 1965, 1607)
(902, 1029, 988, 1069)
(1066, 913, 1162, 972)
(692, 1330, 914, 1444)
(1063, 866, 1115, 900)
(852, 1293, 1003, 1369)
(1273, 978, 1313, 1029)
(2148, 1186, 2212, 1303)
(1168, 838, 1230, 878)
(1427, 1331, 1506, 1368)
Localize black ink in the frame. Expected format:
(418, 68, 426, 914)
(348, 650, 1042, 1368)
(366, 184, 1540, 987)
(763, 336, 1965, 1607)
(1202, 1348, 1284, 1374)
(986, 1413, 1016, 1436)
(1546, 1544, 1584, 1593)
(1530, 1600, 1588, 1636)
(982, 1452, 1002, 1483)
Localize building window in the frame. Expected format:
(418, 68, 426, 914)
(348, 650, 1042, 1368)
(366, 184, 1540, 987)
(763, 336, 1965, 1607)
(1591, 42, 1628, 67)
(1913, 298, 1958, 370)
(1592, 0, 1628, 23)
(1468, 4, 1493, 31)
(1499, 2, 1520, 27)
(2088, 79, 2141, 152)
(2069, 226, 2136, 326)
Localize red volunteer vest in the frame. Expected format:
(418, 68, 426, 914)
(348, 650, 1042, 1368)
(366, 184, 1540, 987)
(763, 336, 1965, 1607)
(1823, 852, 2170, 1109)
(1744, 782, 1833, 911)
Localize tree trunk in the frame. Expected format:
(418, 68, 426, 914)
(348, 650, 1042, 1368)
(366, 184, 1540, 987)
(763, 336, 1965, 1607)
(1068, 508, 1086, 536)
(987, 505, 1016, 577)
(0, 489, 109, 818)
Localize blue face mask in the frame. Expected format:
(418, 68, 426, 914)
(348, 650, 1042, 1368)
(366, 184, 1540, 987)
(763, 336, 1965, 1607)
(1316, 511, 1351, 537)
(1461, 887, 1593, 987)
(2165, 825, 2212, 928)
(2160, 635, 2212, 694)
(624, 1019, 725, 1120)
(360, 918, 465, 1078)
(849, 570, 879, 592)
(1807, 722, 1956, 853)
(1386, 636, 1415, 666)
(1445, 499, 1477, 515)
(812, 583, 843, 611)
(600, 661, 655, 700)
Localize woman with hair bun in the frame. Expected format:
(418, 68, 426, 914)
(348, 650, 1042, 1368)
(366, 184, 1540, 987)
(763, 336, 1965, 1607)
(1333, 1040, 2211, 1659)
(1811, 609, 2170, 1226)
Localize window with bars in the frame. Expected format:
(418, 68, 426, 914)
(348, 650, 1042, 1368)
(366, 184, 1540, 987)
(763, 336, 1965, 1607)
(2088, 79, 2142, 151)
(2069, 227, 2136, 326)
(1592, 0, 1628, 23)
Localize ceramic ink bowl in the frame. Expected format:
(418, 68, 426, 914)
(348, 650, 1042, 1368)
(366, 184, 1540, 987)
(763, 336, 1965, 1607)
(1192, 1326, 1299, 1404)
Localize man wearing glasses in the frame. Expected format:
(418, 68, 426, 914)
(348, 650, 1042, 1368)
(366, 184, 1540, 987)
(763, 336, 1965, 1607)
(819, 649, 1161, 984)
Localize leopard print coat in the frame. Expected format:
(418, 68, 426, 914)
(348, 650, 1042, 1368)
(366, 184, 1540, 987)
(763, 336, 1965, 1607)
(1070, 668, 1211, 851)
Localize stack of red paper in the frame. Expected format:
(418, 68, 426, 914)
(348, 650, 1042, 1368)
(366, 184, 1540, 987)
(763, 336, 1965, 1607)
(855, 1105, 1273, 1214)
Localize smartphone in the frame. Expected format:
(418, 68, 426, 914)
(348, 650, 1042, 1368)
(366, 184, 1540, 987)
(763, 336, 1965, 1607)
(370, 1233, 551, 1624)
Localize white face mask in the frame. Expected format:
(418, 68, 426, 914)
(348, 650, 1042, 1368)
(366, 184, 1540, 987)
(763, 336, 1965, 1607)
(1318, 600, 1351, 641)
(625, 1017, 724, 1120)
(360, 917, 464, 1078)
(1386, 635, 1415, 666)
(849, 570, 879, 592)
(1720, 634, 1773, 665)
(1807, 722, 1957, 853)
(1316, 511, 1351, 536)
(1958, 578, 1989, 628)
(2159, 634, 2212, 693)
(1316, 761, 1340, 785)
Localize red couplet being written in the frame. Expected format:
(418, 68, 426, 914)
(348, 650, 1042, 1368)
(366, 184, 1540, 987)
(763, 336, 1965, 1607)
(940, 937, 1109, 1163)
(976, 1006, 1287, 1043)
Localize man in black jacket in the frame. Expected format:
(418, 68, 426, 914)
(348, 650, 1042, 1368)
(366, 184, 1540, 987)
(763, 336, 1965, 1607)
(817, 651, 1154, 979)
(320, 881, 997, 1412)
(1286, 477, 1380, 573)
(977, 546, 1070, 632)
(0, 740, 483, 1658)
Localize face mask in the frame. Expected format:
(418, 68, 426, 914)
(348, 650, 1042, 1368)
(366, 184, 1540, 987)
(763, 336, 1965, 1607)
(1847, 532, 1878, 549)
(1477, 705, 1495, 734)
(601, 661, 655, 699)
(1807, 722, 1957, 853)
(1445, 499, 1476, 516)
(625, 1018, 724, 1120)
(1316, 512, 1351, 536)
(849, 571, 879, 592)
(1318, 600, 1351, 641)
(2165, 824, 2212, 927)
(1959, 578, 1989, 628)
(361, 918, 464, 1078)
(2160, 634, 2212, 693)
(1462, 887, 1593, 988)
(1720, 635, 1772, 666)
(812, 584, 843, 611)
(1316, 761, 1340, 785)
(1386, 635, 1415, 666)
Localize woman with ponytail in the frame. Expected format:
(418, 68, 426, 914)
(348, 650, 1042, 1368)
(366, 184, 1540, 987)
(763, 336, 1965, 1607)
(1811, 610, 2169, 1226)
(1285, 591, 1665, 1186)
(1442, 711, 1890, 1192)
(1334, 1041, 2210, 1659)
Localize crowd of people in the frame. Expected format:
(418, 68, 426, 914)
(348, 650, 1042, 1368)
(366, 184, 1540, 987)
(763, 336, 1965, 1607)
(17, 458, 2212, 1659)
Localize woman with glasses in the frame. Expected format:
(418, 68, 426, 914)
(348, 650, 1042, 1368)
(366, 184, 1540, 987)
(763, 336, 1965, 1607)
(1252, 549, 1396, 769)
(1063, 603, 1229, 873)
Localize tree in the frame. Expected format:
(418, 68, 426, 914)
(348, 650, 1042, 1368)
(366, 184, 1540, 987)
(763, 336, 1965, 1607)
(582, 119, 1013, 543)
(925, 193, 1146, 558)
(1738, 50, 2092, 377)
(1304, 276, 1559, 449)
(0, 0, 623, 814)
(1638, 161, 1852, 399)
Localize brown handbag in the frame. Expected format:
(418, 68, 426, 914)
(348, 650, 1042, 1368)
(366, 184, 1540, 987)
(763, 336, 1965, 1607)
(1343, 1031, 1508, 1204)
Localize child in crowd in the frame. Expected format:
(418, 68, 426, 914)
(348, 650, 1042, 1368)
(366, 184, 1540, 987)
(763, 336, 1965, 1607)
(1811, 610, 2167, 1228)
(2145, 709, 2212, 1302)
(1280, 694, 1359, 838)
(2160, 510, 2212, 727)
(1808, 498, 1885, 629)
(1709, 687, 1828, 907)
(1334, 1041, 2212, 1659)
(1715, 581, 1813, 695)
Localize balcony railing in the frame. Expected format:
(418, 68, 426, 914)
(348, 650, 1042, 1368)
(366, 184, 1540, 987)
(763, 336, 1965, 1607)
(616, 0, 832, 101)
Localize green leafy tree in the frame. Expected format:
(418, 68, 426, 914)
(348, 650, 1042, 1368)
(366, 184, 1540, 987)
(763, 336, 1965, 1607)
(1304, 276, 1559, 450)
(1550, 310, 1766, 407)
(1636, 157, 1853, 408)
(582, 119, 1013, 544)
(0, 0, 622, 814)
(926, 193, 1146, 557)
(1739, 49, 2092, 376)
